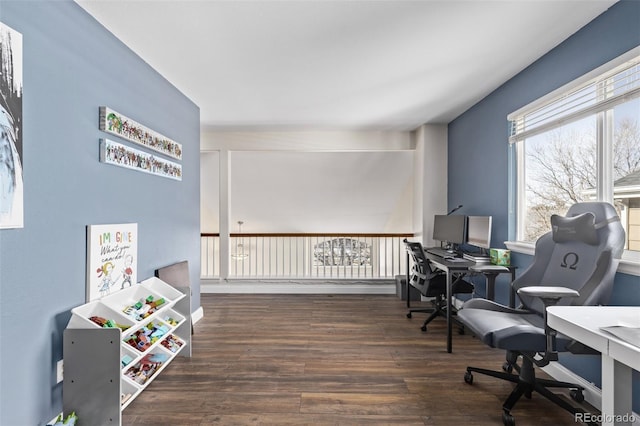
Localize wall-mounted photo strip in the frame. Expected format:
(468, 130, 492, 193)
(99, 106, 182, 160)
(0, 22, 23, 229)
(100, 138, 182, 181)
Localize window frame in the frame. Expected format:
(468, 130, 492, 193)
(506, 46, 640, 276)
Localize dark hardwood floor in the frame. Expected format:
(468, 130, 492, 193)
(123, 294, 595, 425)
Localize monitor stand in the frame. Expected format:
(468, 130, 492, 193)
(446, 243, 459, 255)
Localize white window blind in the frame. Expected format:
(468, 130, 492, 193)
(508, 53, 640, 144)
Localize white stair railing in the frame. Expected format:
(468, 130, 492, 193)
(201, 233, 412, 280)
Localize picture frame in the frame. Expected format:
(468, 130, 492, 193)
(99, 106, 182, 160)
(100, 138, 182, 181)
(0, 22, 23, 229)
(86, 223, 138, 302)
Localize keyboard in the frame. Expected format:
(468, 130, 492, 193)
(426, 247, 458, 258)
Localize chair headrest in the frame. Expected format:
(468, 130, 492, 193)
(565, 202, 619, 222)
(550, 212, 598, 245)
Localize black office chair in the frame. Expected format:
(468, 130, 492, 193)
(404, 239, 474, 332)
(457, 202, 626, 426)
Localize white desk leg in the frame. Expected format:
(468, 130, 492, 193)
(601, 355, 632, 426)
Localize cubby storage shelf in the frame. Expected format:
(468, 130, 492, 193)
(121, 341, 186, 410)
(63, 277, 191, 426)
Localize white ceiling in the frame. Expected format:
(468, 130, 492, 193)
(76, 0, 617, 132)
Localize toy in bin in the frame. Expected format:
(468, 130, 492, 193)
(89, 315, 130, 330)
(122, 295, 166, 321)
(51, 412, 77, 426)
(490, 248, 511, 266)
(125, 352, 169, 385)
(161, 334, 184, 353)
(124, 320, 170, 352)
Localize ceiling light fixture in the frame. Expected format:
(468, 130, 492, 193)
(231, 221, 249, 261)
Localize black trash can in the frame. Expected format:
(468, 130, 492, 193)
(395, 275, 421, 301)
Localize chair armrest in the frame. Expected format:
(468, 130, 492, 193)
(469, 265, 510, 273)
(517, 286, 580, 366)
(517, 286, 580, 300)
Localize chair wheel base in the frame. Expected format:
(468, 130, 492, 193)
(502, 410, 515, 426)
(464, 371, 473, 385)
(570, 389, 584, 403)
(420, 325, 427, 332)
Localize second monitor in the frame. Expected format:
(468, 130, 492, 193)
(466, 215, 492, 250)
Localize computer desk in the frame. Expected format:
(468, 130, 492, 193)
(423, 249, 516, 353)
(547, 306, 640, 426)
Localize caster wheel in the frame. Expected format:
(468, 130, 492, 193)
(458, 326, 465, 335)
(407, 313, 412, 319)
(464, 371, 473, 385)
(502, 362, 513, 374)
(570, 389, 584, 403)
(502, 411, 515, 426)
(421, 325, 427, 332)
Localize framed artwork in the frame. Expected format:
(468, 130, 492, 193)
(100, 138, 182, 181)
(86, 223, 138, 302)
(0, 22, 23, 229)
(99, 106, 182, 160)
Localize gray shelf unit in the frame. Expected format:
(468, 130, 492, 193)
(63, 277, 191, 426)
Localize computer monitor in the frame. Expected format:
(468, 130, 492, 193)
(466, 216, 492, 249)
(432, 214, 466, 248)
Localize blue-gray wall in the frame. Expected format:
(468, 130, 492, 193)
(0, 2, 201, 425)
(448, 0, 640, 413)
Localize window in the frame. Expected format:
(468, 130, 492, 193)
(509, 48, 640, 257)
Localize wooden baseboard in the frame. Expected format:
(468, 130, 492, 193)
(200, 279, 396, 294)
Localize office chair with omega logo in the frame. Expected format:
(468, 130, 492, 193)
(456, 202, 626, 426)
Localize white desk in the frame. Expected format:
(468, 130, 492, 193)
(547, 306, 640, 426)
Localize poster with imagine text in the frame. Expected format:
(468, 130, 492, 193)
(86, 223, 138, 301)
